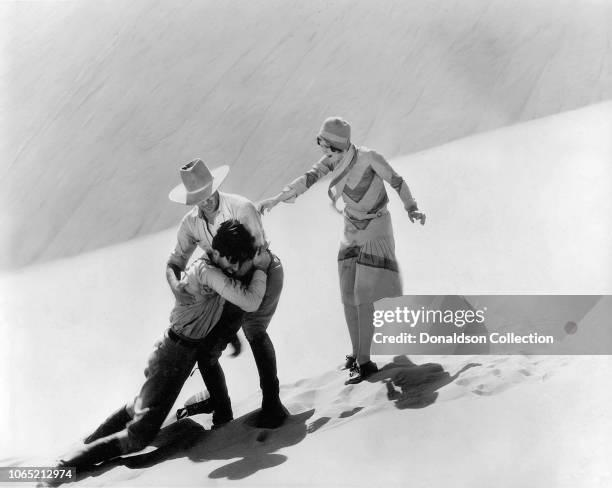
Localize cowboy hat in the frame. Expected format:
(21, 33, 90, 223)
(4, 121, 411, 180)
(168, 159, 229, 205)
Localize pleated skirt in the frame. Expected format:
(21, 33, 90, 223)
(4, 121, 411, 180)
(337, 211, 402, 305)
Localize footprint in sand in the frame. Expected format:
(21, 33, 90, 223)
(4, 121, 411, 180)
(472, 389, 495, 396)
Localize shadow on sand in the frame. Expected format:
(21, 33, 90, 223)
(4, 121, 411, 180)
(305, 356, 479, 435)
(70, 356, 477, 484)
(75, 409, 314, 483)
(378, 355, 479, 409)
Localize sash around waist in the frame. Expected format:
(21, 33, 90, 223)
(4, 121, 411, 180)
(344, 207, 389, 221)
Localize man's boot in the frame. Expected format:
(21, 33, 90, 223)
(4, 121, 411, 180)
(59, 435, 124, 469)
(249, 333, 288, 428)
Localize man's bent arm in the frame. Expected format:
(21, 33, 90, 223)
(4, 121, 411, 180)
(200, 268, 267, 313)
(168, 213, 199, 272)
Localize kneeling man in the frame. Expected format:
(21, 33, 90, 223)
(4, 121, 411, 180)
(56, 220, 270, 469)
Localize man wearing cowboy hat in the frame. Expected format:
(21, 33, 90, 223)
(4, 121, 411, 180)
(167, 158, 288, 429)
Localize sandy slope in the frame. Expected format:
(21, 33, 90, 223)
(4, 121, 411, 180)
(1, 104, 611, 486)
(2, 0, 612, 270)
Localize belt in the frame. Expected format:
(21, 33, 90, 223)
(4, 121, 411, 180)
(344, 208, 388, 221)
(167, 328, 203, 349)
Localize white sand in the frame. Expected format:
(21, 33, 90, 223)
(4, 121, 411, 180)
(1, 104, 611, 486)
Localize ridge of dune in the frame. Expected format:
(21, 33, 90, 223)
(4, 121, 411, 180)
(2, 0, 612, 270)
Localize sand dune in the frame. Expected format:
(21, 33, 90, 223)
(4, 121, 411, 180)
(2, 0, 612, 270)
(3, 354, 609, 487)
(1, 104, 611, 486)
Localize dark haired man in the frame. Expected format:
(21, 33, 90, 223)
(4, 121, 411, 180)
(55, 220, 270, 469)
(167, 159, 288, 428)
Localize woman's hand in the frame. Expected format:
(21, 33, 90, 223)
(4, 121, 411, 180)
(257, 197, 279, 214)
(408, 208, 426, 225)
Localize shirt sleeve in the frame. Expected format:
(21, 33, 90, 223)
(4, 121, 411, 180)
(283, 156, 334, 201)
(237, 200, 267, 248)
(370, 151, 418, 211)
(167, 213, 198, 271)
(199, 267, 267, 313)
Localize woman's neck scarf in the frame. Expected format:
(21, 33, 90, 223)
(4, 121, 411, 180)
(327, 145, 359, 213)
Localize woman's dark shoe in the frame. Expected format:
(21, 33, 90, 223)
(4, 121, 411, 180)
(342, 355, 356, 370)
(345, 361, 378, 385)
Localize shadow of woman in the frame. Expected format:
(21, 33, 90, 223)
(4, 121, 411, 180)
(374, 355, 480, 409)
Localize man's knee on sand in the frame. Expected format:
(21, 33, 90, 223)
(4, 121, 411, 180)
(121, 418, 163, 453)
(122, 400, 167, 453)
(116, 430, 148, 454)
(87, 428, 149, 456)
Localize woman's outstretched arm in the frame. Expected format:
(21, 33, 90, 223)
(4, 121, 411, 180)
(258, 156, 333, 213)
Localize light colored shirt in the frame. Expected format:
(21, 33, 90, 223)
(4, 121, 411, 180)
(168, 192, 266, 271)
(169, 256, 267, 340)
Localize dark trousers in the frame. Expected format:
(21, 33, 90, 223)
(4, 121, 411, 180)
(125, 333, 198, 450)
(124, 300, 244, 447)
(64, 333, 199, 466)
(197, 254, 284, 411)
(68, 257, 285, 467)
(195, 302, 244, 421)
(72, 306, 241, 465)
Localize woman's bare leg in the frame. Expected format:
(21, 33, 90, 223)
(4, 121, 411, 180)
(343, 303, 360, 358)
(357, 302, 375, 365)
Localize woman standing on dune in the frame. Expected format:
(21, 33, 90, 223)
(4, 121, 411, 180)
(258, 117, 426, 383)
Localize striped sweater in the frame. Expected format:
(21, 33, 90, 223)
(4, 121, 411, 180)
(285, 146, 417, 219)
